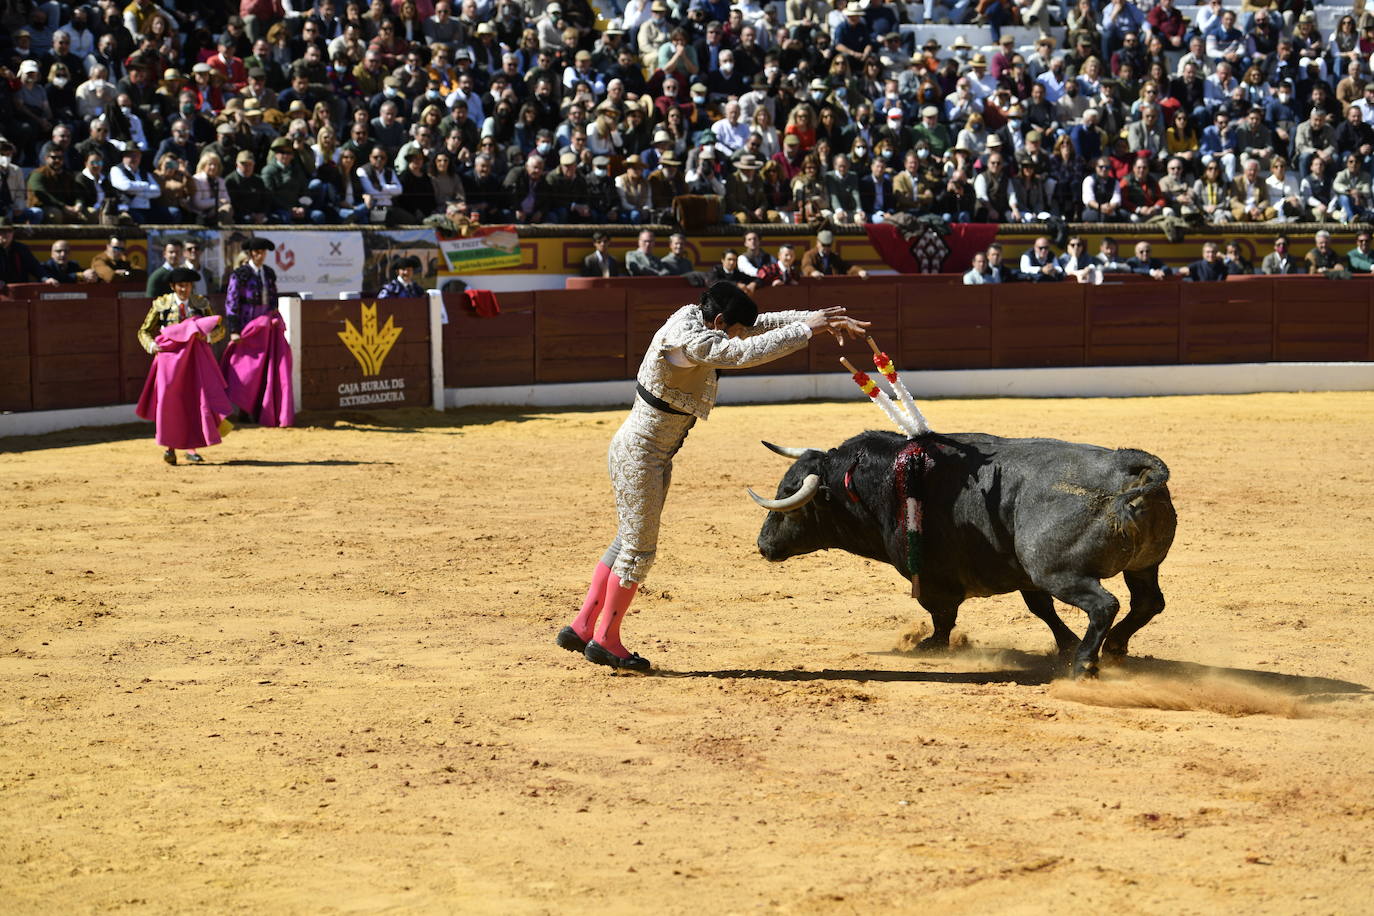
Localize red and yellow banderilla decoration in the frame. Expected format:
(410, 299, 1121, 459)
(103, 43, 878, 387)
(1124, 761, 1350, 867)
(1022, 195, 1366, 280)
(841, 336, 935, 596)
(839, 337, 931, 438)
(868, 338, 930, 435)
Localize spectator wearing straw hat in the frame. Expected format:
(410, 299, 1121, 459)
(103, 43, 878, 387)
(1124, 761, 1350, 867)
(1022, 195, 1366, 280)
(638, 1, 674, 72)
(616, 155, 655, 224)
(833, 2, 873, 64)
(263, 137, 325, 223)
(649, 151, 687, 203)
(724, 154, 773, 223)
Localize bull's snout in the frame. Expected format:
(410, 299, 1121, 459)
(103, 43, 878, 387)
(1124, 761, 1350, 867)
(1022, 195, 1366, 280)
(757, 528, 786, 562)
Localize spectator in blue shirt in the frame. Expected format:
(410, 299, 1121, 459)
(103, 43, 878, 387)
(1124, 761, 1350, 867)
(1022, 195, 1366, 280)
(1069, 109, 1106, 161)
(1180, 241, 1229, 282)
(1199, 111, 1239, 180)
(833, 3, 873, 65)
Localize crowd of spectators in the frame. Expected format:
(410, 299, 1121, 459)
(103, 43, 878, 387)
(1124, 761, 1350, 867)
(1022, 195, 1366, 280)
(0, 0, 1371, 228)
(960, 226, 1370, 281)
(579, 225, 867, 279)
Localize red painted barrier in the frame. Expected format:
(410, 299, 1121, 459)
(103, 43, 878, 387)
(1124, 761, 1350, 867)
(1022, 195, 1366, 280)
(443, 290, 535, 387)
(29, 293, 122, 410)
(6, 278, 1371, 415)
(0, 299, 31, 411)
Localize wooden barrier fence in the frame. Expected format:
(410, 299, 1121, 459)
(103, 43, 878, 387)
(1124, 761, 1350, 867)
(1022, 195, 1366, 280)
(4, 278, 1371, 415)
(444, 276, 1374, 388)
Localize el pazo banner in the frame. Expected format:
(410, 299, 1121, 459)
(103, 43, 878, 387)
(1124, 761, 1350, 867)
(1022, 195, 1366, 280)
(235, 230, 365, 297)
(438, 225, 521, 273)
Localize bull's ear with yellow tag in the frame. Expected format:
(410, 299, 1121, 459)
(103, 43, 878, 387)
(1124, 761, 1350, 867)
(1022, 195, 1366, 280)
(218, 418, 235, 437)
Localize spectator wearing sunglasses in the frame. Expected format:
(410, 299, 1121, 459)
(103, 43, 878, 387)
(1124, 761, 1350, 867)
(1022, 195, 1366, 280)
(86, 234, 141, 283)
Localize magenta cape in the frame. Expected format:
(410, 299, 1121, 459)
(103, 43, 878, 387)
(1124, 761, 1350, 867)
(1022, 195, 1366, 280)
(220, 313, 295, 427)
(136, 314, 234, 450)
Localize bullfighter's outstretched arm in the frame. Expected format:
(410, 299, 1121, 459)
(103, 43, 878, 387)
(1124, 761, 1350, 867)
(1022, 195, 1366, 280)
(676, 320, 813, 369)
(745, 309, 814, 333)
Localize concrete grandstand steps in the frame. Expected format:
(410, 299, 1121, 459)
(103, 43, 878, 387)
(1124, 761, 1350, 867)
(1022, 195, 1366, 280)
(1175, 5, 1347, 31)
(899, 23, 1047, 55)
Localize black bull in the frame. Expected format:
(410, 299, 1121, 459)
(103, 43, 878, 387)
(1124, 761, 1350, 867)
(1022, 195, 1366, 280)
(752, 431, 1177, 678)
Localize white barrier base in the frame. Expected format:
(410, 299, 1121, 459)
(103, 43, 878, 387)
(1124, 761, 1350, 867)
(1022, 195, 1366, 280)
(447, 363, 1374, 409)
(5, 364, 1370, 440)
(0, 404, 143, 440)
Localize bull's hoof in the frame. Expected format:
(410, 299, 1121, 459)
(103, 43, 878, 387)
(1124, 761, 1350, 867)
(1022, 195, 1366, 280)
(916, 636, 950, 653)
(1102, 642, 1128, 658)
(1070, 661, 1100, 680)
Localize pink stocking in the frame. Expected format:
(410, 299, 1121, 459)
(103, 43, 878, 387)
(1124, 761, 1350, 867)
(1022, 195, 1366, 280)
(593, 576, 639, 658)
(569, 562, 613, 640)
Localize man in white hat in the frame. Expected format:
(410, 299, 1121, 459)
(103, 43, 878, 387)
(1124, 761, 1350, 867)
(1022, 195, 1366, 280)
(965, 52, 995, 100)
(833, 2, 873, 63)
(724, 154, 773, 223)
(878, 106, 912, 151)
(536, 2, 564, 51)
(642, 128, 675, 172)
(564, 48, 607, 98)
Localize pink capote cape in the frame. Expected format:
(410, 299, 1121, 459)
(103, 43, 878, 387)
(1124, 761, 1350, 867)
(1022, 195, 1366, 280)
(136, 314, 234, 450)
(220, 313, 295, 427)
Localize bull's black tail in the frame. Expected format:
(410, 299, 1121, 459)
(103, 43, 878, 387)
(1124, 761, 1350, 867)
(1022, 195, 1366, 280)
(1110, 450, 1171, 529)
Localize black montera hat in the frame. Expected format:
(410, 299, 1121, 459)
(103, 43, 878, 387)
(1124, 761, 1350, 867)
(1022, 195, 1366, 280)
(243, 237, 276, 251)
(168, 267, 201, 283)
(397, 255, 421, 270)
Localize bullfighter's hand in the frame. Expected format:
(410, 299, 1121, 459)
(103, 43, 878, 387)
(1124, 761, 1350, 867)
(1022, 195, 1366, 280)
(824, 315, 871, 344)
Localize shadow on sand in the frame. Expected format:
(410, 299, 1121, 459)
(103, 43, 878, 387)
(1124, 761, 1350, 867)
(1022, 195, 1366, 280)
(216, 458, 393, 467)
(0, 405, 621, 453)
(657, 647, 1369, 699)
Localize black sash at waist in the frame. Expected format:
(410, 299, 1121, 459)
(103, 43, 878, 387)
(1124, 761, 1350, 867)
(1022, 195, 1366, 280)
(636, 382, 690, 416)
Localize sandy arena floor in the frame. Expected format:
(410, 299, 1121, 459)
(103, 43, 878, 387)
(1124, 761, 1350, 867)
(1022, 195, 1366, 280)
(2, 392, 1373, 914)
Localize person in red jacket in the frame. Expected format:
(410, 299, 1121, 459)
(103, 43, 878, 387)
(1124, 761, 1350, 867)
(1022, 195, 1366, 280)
(207, 35, 248, 93)
(1119, 155, 1167, 222)
(239, 0, 285, 42)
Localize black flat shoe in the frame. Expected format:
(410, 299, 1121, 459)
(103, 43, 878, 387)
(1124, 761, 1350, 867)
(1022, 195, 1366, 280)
(556, 626, 588, 653)
(584, 640, 651, 672)
(162, 449, 176, 466)
(185, 453, 205, 464)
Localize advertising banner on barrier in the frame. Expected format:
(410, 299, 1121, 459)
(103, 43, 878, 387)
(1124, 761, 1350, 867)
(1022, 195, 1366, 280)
(297, 298, 433, 411)
(438, 225, 521, 273)
(224, 230, 365, 297)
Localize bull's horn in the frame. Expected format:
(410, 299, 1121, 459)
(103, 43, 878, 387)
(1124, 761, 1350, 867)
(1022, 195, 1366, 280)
(761, 441, 812, 459)
(748, 474, 821, 512)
